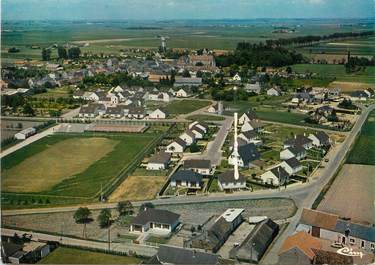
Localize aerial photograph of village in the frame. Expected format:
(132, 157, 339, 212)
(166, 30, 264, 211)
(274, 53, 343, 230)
(0, 0, 374, 264)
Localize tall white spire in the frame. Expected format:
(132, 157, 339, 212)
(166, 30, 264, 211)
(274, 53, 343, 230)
(233, 113, 239, 180)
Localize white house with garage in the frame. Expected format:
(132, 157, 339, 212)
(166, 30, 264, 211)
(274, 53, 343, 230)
(130, 209, 180, 235)
(218, 170, 247, 191)
(147, 152, 171, 170)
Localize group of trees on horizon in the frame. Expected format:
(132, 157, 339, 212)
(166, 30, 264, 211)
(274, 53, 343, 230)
(215, 42, 305, 68)
(265, 30, 374, 47)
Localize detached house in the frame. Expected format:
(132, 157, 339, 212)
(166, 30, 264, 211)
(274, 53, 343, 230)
(280, 146, 307, 161)
(166, 138, 187, 154)
(170, 170, 204, 189)
(260, 166, 289, 186)
(127, 107, 145, 119)
(218, 170, 247, 191)
(239, 111, 258, 125)
(267, 86, 282, 96)
(78, 103, 106, 118)
(188, 121, 208, 134)
(229, 143, 260, 168)
(238, 131, 262, 146)
(280, 157, 303, 175)
(284, 135, 313, 150)
(147, 152, 171, 170)
(149, 108, 167, 119)
(308, 132, 331, 147)
(241, 120, 264, 133)
(175, 88, 191, 98)
(179, 130, 196, 146)
(190, 125, 206, 139)
(105, 106, 123, 118)
(183, 159, 213, 175)
(130, 208, 180, 235)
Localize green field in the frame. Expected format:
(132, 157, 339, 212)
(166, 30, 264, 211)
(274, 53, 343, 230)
(38, 247, 141, 264)
(187, 114, 225, 122)
(292, 64, 375, 84)
(3, 20, 373, 63)
(1, 132, 159, 208)
(297, 36, 375, 56)
(347, 110, 375, 165)
(165, 100, 211, 115)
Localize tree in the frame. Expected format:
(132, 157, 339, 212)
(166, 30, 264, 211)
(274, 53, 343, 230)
(117, 201, 134, 216)
(97, 208, 112, 228)
(8, 47, 20, 53)
(41, 48, 51, 61)
(22, 103, 35, 116)
(189, 143, 200, 153)
(57, 46, 68, 59)
(68, 47, 81, 59)
(286, 66, 292, 74)
(73, 207, 92, 238)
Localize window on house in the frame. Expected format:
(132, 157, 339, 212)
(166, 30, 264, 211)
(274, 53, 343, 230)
(361, 241, 365, 248)
(349, 238, 355, 244)
(371, 244, 374, 250)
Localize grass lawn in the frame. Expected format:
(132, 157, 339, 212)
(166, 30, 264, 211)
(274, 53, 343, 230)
(145, 235, 170, 245)
(1, 133, 159, 207)
(32, 87, 72, 99)
(292, 64, 375, 84)
(38, 247, 141, 264)
(165, 100, 211, 115)
(108, 175, 166, 202)
(187, 114, 225, 122)
(347, 110, 375, 165)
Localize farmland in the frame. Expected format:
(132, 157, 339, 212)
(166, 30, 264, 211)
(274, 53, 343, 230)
(3, 19, 373, 63)
(38, 247, 141, 264)
(346, 110, 375, 165)
(108, 175, 166, 202)
(292, 64, 375, 84)
(1, 133, 160, 208)
(164, 99, 211, 115)
(318, 164, 375, 225)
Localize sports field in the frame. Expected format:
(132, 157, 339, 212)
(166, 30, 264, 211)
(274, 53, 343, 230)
(346, 110, 375, 165)
(292, 64, 375, 84)
(38, 247, 141, 264)
(1, 133, 159, 206)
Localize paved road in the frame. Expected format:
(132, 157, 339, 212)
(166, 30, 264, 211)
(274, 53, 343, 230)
(61, 107, 81, 119)
(0, 124, 61, 159)
(1, 228, 158, 257)
(260, 104, 375, 265)
(183, 116, 233, 166)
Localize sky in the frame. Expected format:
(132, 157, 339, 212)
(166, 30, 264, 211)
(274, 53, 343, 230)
(2, 0, 375, 21)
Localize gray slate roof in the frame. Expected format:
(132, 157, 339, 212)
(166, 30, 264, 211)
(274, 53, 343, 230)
(270, 166, 289, 184)
(131, 209, 180, 226)
(238, 143, 260, 165)
(183, 159, 211, 170)
(335, 220, 375, 242)
(218, 170, 245, 184)
(171, 170, 203, 183)
(149, 152, 171, 164)
(173, 138, 187, 148)
(315, 131, 330, 145)
(284, 157, 301, 168)
(284, 135, 312, 148)
(288, 146, 306, 156)
(156, 245, 219, 265)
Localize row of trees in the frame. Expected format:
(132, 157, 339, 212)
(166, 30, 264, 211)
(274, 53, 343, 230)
(215, 42, 304, 68)
(41, 46, 81, 61)
(73, 201, 151, 239)
(2, 66, 48, 80)
(266, 30, 374, 47)
(345, 55, 375, 73)
(80, 72, 153, 89)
